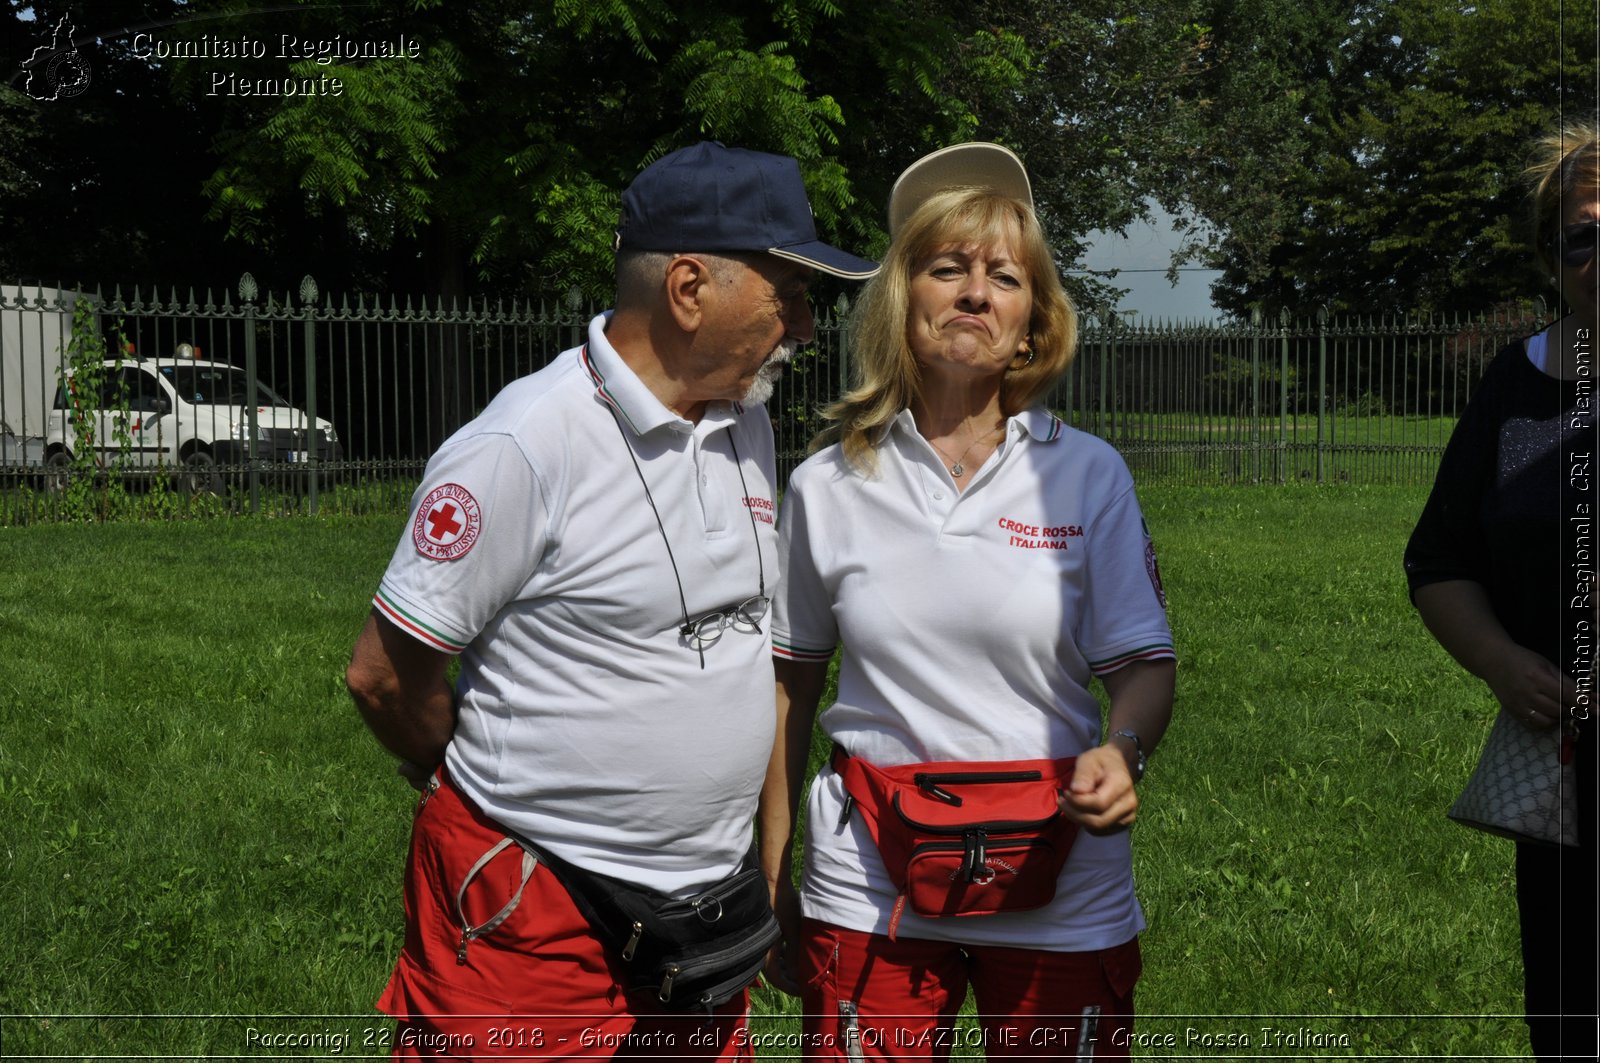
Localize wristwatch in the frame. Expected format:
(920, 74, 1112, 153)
(1110, 728, 1147, 783)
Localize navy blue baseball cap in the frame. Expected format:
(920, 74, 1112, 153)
(616, 142, 878, 279)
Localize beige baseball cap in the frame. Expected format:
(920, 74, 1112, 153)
(887, 142, 1034, 236)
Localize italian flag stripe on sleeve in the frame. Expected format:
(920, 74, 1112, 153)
(1088, 643, 1176, 675)
(374, 591, 469, 654)
(773, 638, 834, 663)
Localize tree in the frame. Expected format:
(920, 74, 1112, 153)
(972, 0, 1228, 313)
(180, 0, 1035, 299)
(0, 0, 246, 287)
(1202, 0, 1600, 317)
(12, 0, 1480, 320)
(144, 0, 1241, 307)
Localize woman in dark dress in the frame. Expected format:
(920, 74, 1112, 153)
(1405, 125, 1599, 1061)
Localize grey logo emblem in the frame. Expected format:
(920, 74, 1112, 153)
(23, 14, 92, 101)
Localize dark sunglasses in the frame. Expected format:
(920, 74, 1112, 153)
(1554, 220, 1600, 267)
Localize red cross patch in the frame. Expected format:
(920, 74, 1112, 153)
(412, 483, 482, 561)
(1145, 537, 1167, 609)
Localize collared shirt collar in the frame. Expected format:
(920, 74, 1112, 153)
(887, 405, 1064, 445)
(581, 312, 744, 437)
(1014, 406, 1065, 442)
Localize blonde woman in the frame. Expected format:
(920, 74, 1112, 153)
(760, 144, 1175, 1059)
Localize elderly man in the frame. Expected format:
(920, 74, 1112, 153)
(346, 142, 876, 1057)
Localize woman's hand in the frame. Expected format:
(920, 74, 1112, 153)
(1486, 643, 1575, 729)
(1414, 582, 1575, 729)
(762, 874, 805, 996)
(1064, 659, 1174, 834)
(757, 658, 830, 997)
(1059, 744, 1139, 834)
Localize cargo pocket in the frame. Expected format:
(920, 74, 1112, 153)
(451, 838, 538, 966)
(800, 924, 840, 995)
(1100, 936, 1143, 1003)
(799, 926, 851, 1060)
(378, 950, 517, 1045)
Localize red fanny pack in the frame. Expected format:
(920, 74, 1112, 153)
(832, 747, 1080, 937)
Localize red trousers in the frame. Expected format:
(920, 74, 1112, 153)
(375, 769, 753, 1060)
(797, 919, 1141, 1061)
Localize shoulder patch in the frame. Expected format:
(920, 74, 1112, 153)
(1144, 536, 1167, 609)
(413, 483, 482, 561)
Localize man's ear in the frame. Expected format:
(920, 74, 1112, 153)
(664, 255, 712, 333)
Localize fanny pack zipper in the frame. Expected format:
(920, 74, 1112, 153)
(891, 792, 1059, 834)
(654, 920, 779, 1003)
(910, 834, 1054, 883)
(914, 769, 1044, 806)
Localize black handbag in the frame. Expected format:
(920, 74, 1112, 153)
(514, 834, 780, 1012)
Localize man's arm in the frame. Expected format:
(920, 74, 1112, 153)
(1060, 658, 1176, 833)
(346, 609, 458, 772)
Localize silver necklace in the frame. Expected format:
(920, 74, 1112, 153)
(927, 424, 1003, 477)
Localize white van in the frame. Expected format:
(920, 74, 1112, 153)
(1, 284, 76, 468)
(45, 345, 341, 493)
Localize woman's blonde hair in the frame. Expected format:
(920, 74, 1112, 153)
(815, 187, 1077, 472)
(1528, 122, 1600, 276)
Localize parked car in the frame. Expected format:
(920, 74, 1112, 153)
(45, 345, 342, 494)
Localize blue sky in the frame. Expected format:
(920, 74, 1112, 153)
(1079, 204, 1225, 322)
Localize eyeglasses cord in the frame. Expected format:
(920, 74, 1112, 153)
(605, 401, 766, 670)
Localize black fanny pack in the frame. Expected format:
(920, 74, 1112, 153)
(512, 833, 779, 1012)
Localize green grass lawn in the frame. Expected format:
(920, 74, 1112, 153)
(0, 486, 1532, 1058)
(1114, 486, 1523, 1058)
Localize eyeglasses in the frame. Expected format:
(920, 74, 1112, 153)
(681, 595, 770, 649)
(1555, 220, 1600, 267)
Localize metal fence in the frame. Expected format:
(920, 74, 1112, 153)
(0, 277, 1551, 524)
(1055, 304, 1549, 486)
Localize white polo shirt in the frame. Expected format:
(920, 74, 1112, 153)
(373, 313, 780, 895)
(772, 407, 1174, 950)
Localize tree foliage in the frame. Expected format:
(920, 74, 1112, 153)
(1202, 0, 1600, 317)
(0, 0, 242, 286)
(0, 0, 1212, 303)
(181, 0, 1023, 298)
(974, 0, 1224, 312)
(3, 0, 1591, 317)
